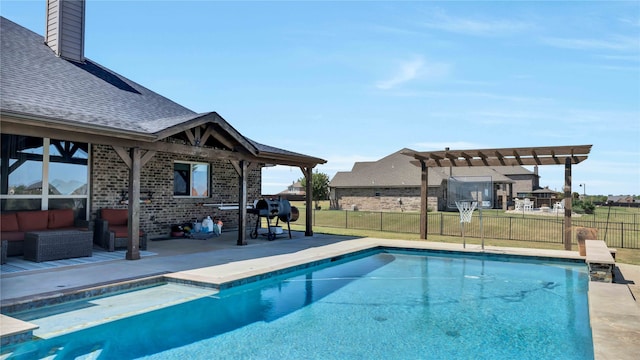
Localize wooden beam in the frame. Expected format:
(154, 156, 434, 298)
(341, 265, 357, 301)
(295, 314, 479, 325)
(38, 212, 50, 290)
(404, 145, 592, 168)
(140, 150, 156, 167)
(477, 151, 490, 166)
(194, 127, 201, 145)
(494, 150, 506, 166)
(2, 115, 327, 169)
(445, 152, 458, 167)
(460, 152, 473, 166)
(237, 160, 248, 246)
(184, 128, 196, 146)
(2, 120, 248, 161)
(230, 160, 242, 176)
(211, 131, 236, 150)
(512, 150, 523, 165)
(531, 150, 541, 165)
(563, 157, 572, 251)
(126, 147, 141, 260)
(200, 125, 214, 146)
(113, 146, 131, 169)
(419, 156, 589, 167)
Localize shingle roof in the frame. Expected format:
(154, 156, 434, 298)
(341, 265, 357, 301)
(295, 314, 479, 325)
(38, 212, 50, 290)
(0, 16, 325, 165)
(329, 148, 518, 188)
(0, 17, 195, 134)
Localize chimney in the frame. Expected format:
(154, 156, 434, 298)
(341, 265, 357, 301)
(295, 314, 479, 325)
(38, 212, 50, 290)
(45, 0, 86, 63)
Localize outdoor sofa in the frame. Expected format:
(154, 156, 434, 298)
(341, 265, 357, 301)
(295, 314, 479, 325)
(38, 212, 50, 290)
(0, 209, 92, 257)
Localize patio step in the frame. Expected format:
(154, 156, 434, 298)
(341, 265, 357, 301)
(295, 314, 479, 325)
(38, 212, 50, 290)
(8, 283, 218, 340)
(0, 314, 39, 347)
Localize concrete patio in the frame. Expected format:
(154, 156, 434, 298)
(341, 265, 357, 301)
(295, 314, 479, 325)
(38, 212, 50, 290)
(1, 231, 639, 359)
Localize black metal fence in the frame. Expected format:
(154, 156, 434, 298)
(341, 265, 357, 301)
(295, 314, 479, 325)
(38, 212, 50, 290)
(296, 210, 640, 249)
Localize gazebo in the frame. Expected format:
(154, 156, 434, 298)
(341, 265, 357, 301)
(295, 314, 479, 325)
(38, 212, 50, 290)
(402, 145, 592, 250)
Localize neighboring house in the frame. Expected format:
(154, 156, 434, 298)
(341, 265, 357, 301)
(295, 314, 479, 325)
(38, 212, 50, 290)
(529, 187, 561, 208)
(329, 149, 539, 212)
(0, 2, 324, 251)
(273, 181, 306, 201)
(607, 196, 636, 204)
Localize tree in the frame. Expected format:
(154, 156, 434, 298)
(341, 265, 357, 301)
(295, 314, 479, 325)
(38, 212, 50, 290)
(299, 170, 330, 210)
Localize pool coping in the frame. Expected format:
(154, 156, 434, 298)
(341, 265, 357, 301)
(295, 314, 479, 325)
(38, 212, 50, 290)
(1, 238, 638, 359)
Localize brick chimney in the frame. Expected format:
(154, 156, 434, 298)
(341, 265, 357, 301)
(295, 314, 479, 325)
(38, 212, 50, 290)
(45, 0, 85, 63)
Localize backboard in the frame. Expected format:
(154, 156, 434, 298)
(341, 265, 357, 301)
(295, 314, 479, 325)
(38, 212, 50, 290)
(447, 176, 493, 210)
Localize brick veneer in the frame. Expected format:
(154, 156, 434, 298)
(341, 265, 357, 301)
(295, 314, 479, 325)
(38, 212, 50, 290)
(91, 144, 261, 238)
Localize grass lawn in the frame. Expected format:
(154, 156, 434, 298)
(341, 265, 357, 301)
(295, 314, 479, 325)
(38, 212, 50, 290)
(292, 225, 640, 265)
(288, 200, 640, 266)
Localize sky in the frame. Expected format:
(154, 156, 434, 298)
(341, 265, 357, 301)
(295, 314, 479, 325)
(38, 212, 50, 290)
(2, 0, 639, 196)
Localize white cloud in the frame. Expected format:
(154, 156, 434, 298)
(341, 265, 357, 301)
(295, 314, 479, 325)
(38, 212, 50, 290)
(385, 90, 552, 103)
(375, 56, 451, 90)
(376, 57, 425, 90)
(421, 11, 531, 36)
(541, 35, 639, 52)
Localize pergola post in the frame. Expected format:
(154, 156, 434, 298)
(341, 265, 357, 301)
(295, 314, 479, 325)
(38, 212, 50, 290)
(420, 160, 428, 239)
(563, 157, 572, 250)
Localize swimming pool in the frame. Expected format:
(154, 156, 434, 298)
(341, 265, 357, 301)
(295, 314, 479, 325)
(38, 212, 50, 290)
(2, 249, 593, 359)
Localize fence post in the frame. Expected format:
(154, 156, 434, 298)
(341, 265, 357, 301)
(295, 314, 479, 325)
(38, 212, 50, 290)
(621, 222, 624, 248)
(380, 212, 383, 231)
(345, 210, 348, 229)
(509, 217, 512, 240)
(440, 212, 444, 235)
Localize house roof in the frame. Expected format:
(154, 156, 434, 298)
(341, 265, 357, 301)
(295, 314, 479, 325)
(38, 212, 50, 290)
(329, 148, 516, 188)
(531, 187, 559, 194)
(0, 16, 325, 167)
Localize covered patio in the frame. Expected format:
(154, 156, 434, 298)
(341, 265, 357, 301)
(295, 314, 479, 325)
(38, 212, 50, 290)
(1, 14, 325, 262)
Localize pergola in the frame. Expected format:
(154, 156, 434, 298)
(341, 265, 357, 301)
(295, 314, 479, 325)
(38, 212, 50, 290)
(402, 145, 592, 250)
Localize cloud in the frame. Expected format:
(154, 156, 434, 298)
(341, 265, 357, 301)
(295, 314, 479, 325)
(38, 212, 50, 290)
(385, 90, 552, 103)
(421, 12, 531, 36)
(375, 57, 451, 90)
(541, 35, 639, 52)
(375, 57, 425, 90)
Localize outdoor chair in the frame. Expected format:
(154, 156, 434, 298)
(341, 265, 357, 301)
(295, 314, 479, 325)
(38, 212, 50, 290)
(94, 208, 147, 252)
(553, 201, 564, 212)
(514, 198, 523, 211)
(523, 199, 533, 212)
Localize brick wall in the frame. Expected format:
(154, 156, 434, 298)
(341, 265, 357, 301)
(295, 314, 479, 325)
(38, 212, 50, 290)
(91, 144, 261, 238)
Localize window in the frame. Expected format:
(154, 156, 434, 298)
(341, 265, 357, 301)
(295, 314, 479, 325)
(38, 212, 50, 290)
(1, 134, 89, 219)
(174, 161, 209, 197)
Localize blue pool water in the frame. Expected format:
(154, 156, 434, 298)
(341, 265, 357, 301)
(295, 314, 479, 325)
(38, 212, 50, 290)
(4, 250, 593, 359)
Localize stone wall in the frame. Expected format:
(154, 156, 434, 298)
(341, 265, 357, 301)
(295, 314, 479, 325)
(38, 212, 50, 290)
(91, 144, 261, 238)
(332, 187, 440, 212)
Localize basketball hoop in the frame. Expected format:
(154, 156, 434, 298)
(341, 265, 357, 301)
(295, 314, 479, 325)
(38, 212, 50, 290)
(455, 201, 477, 223)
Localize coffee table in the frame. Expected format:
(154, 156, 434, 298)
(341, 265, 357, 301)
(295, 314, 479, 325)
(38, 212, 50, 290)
(24, 229, 93, 262)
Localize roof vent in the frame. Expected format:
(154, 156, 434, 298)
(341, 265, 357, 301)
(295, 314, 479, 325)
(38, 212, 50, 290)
(45, 0, 85, 63)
